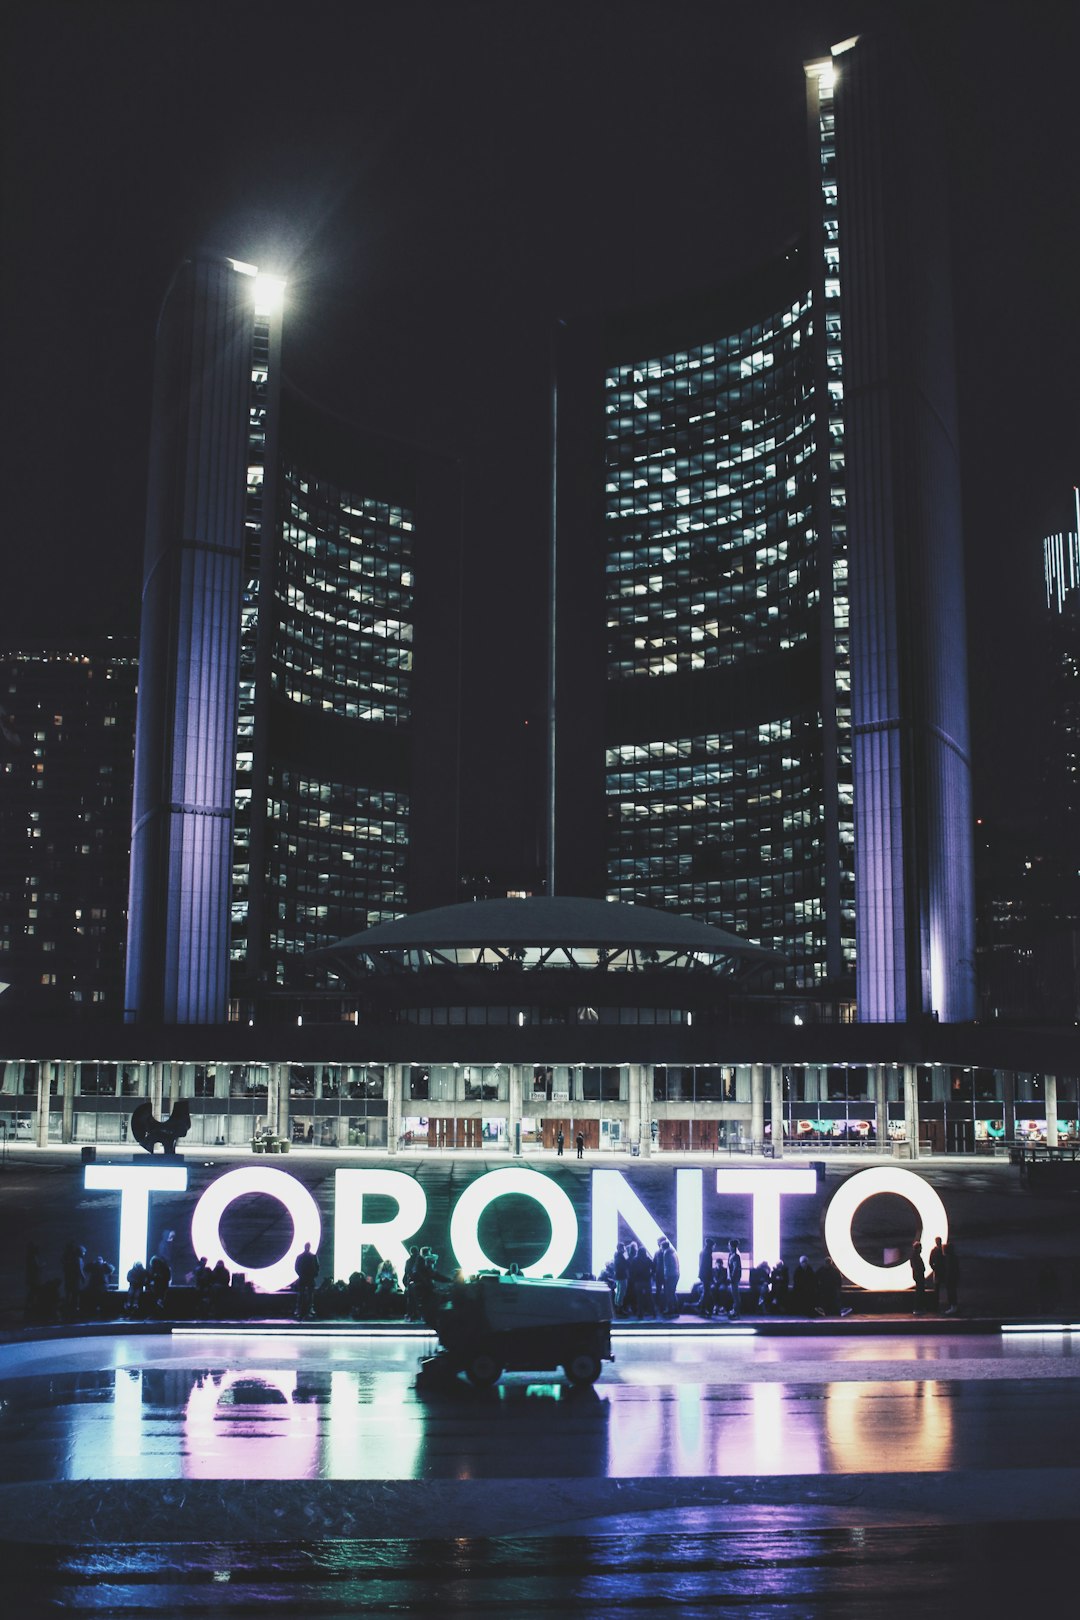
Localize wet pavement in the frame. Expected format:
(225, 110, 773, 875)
(1, 1328, 1079, 1489)
(3, 1326, 1078, 1613)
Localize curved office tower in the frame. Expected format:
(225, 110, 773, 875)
(126, 254, 460, 1024)
(553, 32, 975, 1022)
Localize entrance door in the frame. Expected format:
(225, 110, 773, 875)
(690, 1119, 719, 1151)
(542, 1118, 572, 1152)
(946, 1118, 974, 1154)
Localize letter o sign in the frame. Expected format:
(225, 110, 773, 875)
(190, 1167, 322, 1294)
(824, 1167, 949, 1292)
(449, 1167, 579, 1279)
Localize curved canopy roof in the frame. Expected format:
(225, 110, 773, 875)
(314, 896, 776, 982)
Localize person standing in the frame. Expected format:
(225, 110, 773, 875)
(576, 1131, 585, 1160)
(61, 1242, 86, 1321)
(148, 1252, 171, 1313)
(629, 1241, 653, 1317)
(698, 1238, 716, 1317)
(910, 1239, 927, 1313)
(943, 1240, 960, 1314)
(556, 1129, 565, 1158)
(294, 1240, 319, 1320)
(613, 1242, 629, 1315)
(657, 1237, 681, 1316)
(928, 1236, 946, 1310)
(726, 1240, 743, 1319)
(791, 1255, 816, 1316)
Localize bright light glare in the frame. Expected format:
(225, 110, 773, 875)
(253, 273, 285, 315)
(334, 1168, 427, 1280)
(1001, 1324, 1076, 1336)
(449, 1167, 578, 1278)
(190, 1166, 321, 1294)
(84, 1163, 189, 1282)
(823, 1166, 948, 1291)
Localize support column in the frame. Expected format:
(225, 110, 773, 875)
(35, 1060, 52, 1148)
(386, 1063, 402, 1153)
(1001, 1068, 1015, 1145)
(149, 1061, 163, 1120)
(273, 1063, 290, 1139)
(627, 1063, 642, 1156)
(750, 1063, 766, 1154)
(903, 1064, 920, 1159)
(873, 1064, 888, 1154)
(770, 1064, 784, 1157)
(61, 1061, 75, 1145)
(1044, 1074, 1059, 1148)
(508, 1064, 523, 1154)
(637, 1064, 652, 1157)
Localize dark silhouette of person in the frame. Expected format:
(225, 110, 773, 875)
(613, 1243, 630, 1314)
(209, 1259, 231, 1314)
(84, 1255, 115, 1318)
(576, 1131, 585, 1159)
(815, 1256, 849, 1316)
(148, 1252, 171, 1312)
(294, 1241, 319, 1320)
(193, 1257, 213, 1315)
(556, 1129, 565, 1157)
(943, 1241, 960, 1314)
(126, 1260, 147, 1315)
(61, 1242, 86, 1320)
(747, 1260, 771, 1314)
(698, 1238, 716, 1317)
(403, 1245, 422, 1319)
(629, 1241, 654, 1317)
(726, 1240, 743, 1318)
(769, 1258, 790, 1314)
(928, 1236, 946, 1309)
(791, 1255, 816, 1316)
(910, 1240, 927, 1313)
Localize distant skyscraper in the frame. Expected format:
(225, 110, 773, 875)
(125, 254, 461, 1024)
(0, 639, 137, 1014)
(1043, 492, 1079, 842)
(552, 32, 976, 1023)
(1041, 489, 1079, 1000)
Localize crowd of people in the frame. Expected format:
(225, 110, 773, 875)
(21, 1228, 965, 1325)
(597, 1233, 965, 1318)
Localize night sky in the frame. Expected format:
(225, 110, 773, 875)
(3, 0, 1078, 875)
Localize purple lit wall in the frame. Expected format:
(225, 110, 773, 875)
(126, 257, 267, 1023)
(835, 38, 976, 1023)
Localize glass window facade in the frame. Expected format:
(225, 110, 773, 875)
(230, 447, 416, 995)
(266, 770, 408, 985)
(606, 721, 828, 988)
(601, 291, 853, 987)
(604, 298, 817, 679)
(274, 476, 414, 725)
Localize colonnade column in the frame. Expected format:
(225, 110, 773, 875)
(35, 1060, 52, 1147)
(148, 1061, 163, 1121)
(1001, 1068, 1015, 1145)
(386, 1064, 402, 1153)
(627, 1063, 642, 1157)
(508, 1064, 523, 1154)
(61, 1061, 75, 1144)
(1044, 1074, 1059, 1149)
(873, 1064, 888, 1154)
(769, 1064, 784, 1157)
(903, 1064, 920, 1159)
(265, 1063, 288, 1139)
(750, 1063, 765, 1154)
